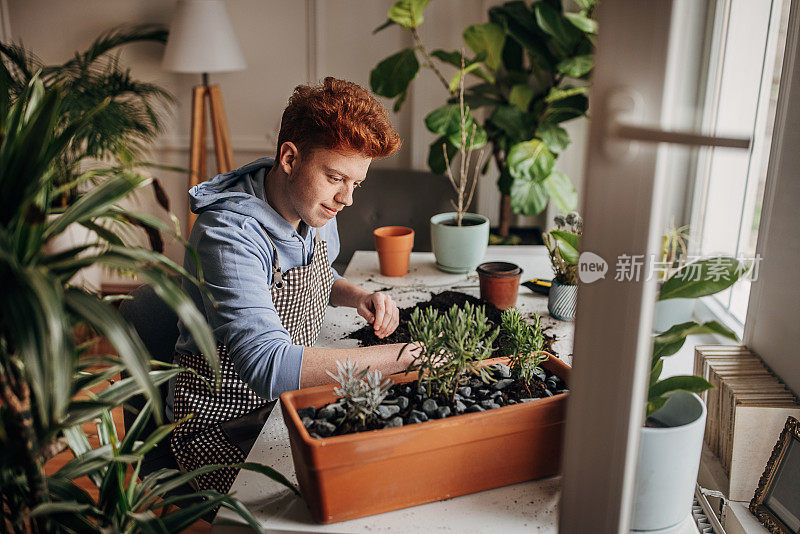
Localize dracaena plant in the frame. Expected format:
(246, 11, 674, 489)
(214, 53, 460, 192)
(403, 302, 499, 403)
(370, 0, 596, 237)
(647, 257, 749, 417)
(328, 358, 393, 426)
(0, 75, 294, 533)
(499, 308, 551, 393)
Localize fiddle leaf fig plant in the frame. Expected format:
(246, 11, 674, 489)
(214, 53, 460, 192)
(371, 0, 596, 236)
(647, 256, 749, 416)
(403, 302, 499, 403)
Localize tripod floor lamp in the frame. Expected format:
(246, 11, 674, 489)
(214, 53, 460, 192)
(162, 0, 246, 228)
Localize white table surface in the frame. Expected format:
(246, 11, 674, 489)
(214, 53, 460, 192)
(213, 247, 575, 533)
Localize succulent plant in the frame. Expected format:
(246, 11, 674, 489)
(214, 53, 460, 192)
(328, 358, 393, 425)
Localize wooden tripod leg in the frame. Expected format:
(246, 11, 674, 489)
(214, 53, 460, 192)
(189, 86, 208, 230)
(208, 85, 234, 174)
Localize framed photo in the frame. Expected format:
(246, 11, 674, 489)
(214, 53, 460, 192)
(751, 416, 800, 533)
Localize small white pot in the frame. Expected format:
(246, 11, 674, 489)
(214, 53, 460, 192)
(632, 391, 707, 532)
(547, 280, 577, 321)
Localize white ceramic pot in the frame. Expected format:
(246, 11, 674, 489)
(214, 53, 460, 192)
(632, 391, 707, 532)
(430, 212, 490, 273)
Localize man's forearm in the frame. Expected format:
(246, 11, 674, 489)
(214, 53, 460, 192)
(299, 343, 416, 389)
(329, 277, 371, 308)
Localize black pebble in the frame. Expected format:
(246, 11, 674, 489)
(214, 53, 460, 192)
(467, 404, 485, 413)
(422, 398, 439, 417)
(435, 406, 452, 419)
(297, 406, 316, 419)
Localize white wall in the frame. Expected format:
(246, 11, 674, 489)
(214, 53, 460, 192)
(6, 0, 589, 272)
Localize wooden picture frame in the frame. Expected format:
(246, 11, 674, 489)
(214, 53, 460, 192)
(750, 416, 800, 533)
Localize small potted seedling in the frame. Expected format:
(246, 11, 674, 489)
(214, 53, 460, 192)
(542, 211, 583, 321)
(280, 302, 571, 523)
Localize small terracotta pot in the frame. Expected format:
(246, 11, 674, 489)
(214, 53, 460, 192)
(477, 261, 523, 310)
(281, 356, 570, 524)
(373, 226, 414, 276)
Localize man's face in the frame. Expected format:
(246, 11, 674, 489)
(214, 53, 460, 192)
(286, 146, 371, 228)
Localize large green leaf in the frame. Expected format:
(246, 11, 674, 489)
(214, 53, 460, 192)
(564, 12, 597, 34)
(550, 230, 580, 263)
(424, 104, 487, 149)
(659, 257, 745, 300)
(543, 171, 578, 213)
(463, 23, 505, 71)
(370, 48, 420, 99)
(545, 85, 589, 103)
(427, 136, 458, 175)
(489, 105, 533, 142)
(652, 320, 739, 359)
(509, 84, 535, 111)
(387, 0, 431, 29)
(533, 2, 581, 56)
(557, 55, 594, 77)
(649, 375, 713, 401)
(543, 93, 589, 123)
(507, 139, 555, 182)
(510, 178, 548, 215)
(536, 122, 570, 152)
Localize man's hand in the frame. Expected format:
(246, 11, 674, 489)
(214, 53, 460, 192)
(356, 292, 400, 338)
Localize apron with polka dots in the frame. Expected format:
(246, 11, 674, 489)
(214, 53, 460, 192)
(171, 228, 335, 493)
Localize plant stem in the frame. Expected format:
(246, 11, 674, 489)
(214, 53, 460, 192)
(410, 28, 452, 94)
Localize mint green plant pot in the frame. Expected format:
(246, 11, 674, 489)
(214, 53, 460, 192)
(430, 212, 490, 273)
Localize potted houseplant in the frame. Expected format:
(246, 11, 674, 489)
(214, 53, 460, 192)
(428, 55, 490, 273)
(370, 0, 595, 239)
(653, 218, 694, 332)
(0, 76, 294, 533)
(542, 211, 582, 321)
(633, 256, 746, 531)
(280, 303, 570, 523)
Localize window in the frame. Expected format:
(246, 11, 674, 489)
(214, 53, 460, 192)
(691, 0, 792, 326)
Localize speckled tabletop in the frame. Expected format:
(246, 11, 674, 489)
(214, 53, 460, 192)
(213, 247, 575, 533)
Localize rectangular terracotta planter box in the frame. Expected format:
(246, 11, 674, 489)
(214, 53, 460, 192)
(280, 356, 570, 524)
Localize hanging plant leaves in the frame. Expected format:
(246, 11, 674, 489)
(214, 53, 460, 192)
(427, 136, 458, 175)
(387, 0, 431, 29)
(556, 55, 594, 78)
(507, 139, 555, 182)
(370, 48, 420, 99)
(536, 122, 570, 152)
(543, 170, 577, 213)
(463, 23, 506, 71)
(510, 178, 548, 215)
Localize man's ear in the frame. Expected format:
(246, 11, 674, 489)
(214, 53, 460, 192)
(277, 142, 299, 175)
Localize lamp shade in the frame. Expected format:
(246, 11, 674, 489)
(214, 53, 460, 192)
(162, 0, 246, 73)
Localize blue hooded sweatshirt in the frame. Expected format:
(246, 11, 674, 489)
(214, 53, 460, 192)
(173, 157, 342, 404)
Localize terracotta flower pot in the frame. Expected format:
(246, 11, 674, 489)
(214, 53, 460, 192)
(373, 226, 414, 276)
(280, 356, 571, 524)
(477, 261, 523, 310)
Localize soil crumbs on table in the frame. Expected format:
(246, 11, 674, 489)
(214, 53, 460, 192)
(345, 290, 556, 357)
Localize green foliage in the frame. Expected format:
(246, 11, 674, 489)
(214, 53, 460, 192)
(647, 256, 748, 417)
(1, 24, 173, 199)
(499, 308, 549, 387)
(328, 358, 393, 426)
(371, 0, 596, 222)
(0, 76, 290, 532)
(542, 211, 583, 284)
(403, 302, 499, 403)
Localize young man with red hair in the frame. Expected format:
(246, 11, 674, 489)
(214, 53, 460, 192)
(170, 78, 412, 492)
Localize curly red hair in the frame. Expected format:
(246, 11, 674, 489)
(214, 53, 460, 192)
(276, 77, 401, 159)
